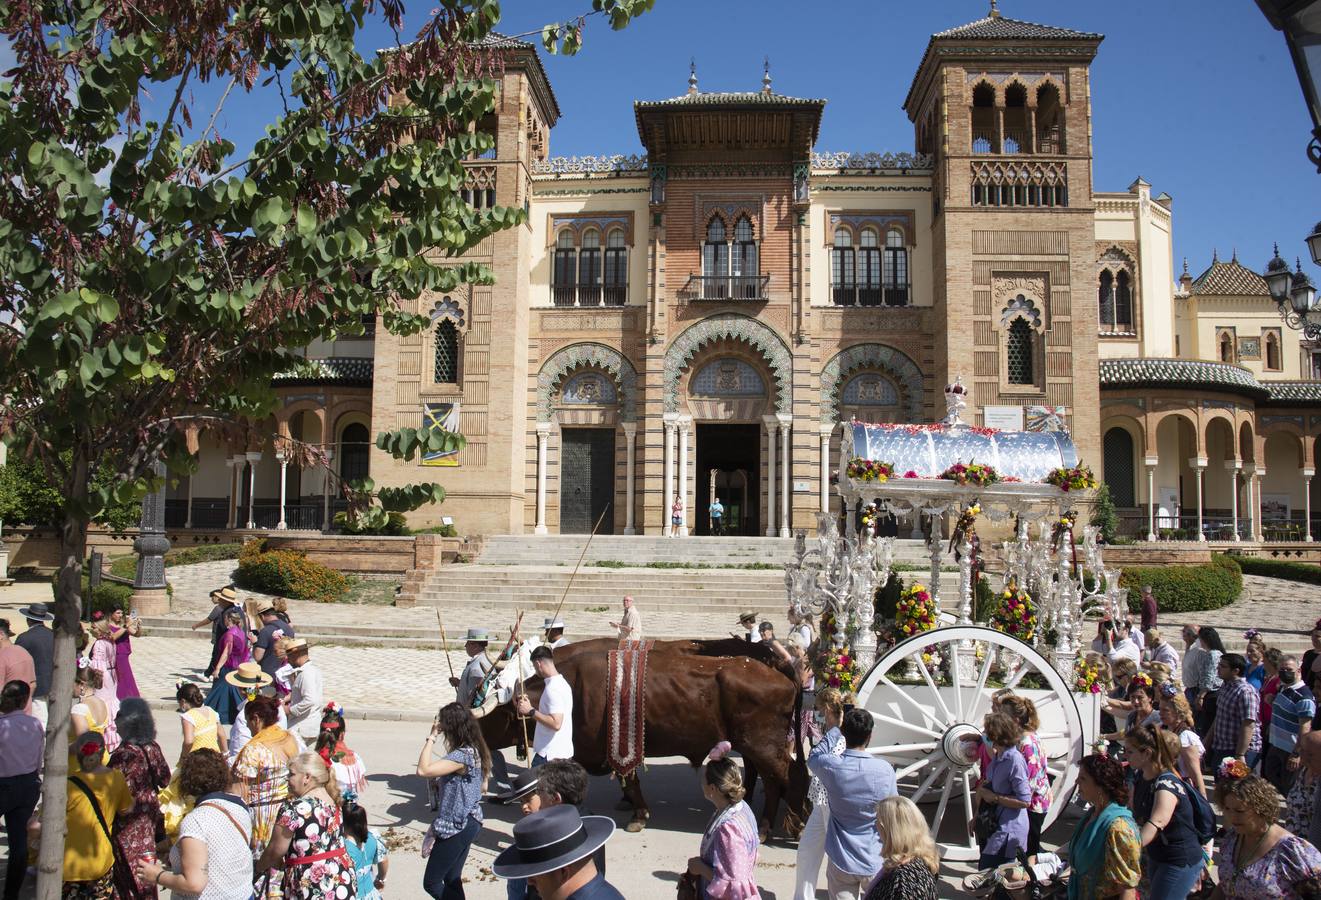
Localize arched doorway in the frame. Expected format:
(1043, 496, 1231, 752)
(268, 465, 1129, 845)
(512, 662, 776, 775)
(688, 355, 769, 536)
(339, 423, 370, 485)
(1102, 427, 1136, 508)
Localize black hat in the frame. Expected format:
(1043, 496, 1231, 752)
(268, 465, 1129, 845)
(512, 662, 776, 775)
(491, 806, 615, 880)
(18, 602, 54, 622)
(489, 769, 539, 805)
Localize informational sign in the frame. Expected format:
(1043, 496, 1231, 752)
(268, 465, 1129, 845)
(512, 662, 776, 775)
(982, 405, 1024, 431)
(421, 402, 461, 467)
(1263, 494, 1291, 519)
(1026, 405, 1069, 433)
(793, 481, 811, 493)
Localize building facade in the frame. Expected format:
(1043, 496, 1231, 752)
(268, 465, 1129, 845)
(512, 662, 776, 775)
(169, 9, 1321, 543)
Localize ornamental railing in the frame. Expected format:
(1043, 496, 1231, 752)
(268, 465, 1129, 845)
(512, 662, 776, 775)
(679, 274, 771, 302)
(831, 284, 911, 307)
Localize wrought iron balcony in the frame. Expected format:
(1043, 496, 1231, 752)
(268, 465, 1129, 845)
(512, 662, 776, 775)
(831, 284, 911, 307)
(680, 274, 771, 302)
(552, 282, 628, 307)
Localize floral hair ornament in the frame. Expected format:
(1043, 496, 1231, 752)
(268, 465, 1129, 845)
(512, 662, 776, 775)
(76, 656, 90, 669)
(706, 740, 732, 762)
(1130, 672, 1152, 688)
(1218, 757, 1251, 781)
(76, 737, 101, 758)
(322, 700, 345, 719)
(90, 610, 105, 622)
(174, 679, 187, 691)
(1243, 628, 1261, 642)
(1159, 682, 1179, 698)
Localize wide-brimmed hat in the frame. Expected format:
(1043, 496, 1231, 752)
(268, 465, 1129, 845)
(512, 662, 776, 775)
(490, 769, 540, 805)
(210, 586, 238, 604)
(465, 628, 490, 643)
(225, 662, 274, 689)
(492, 806, 615, 880)
(254, 598, 276, 614)
(283, 638, 309, 654)
(737, 611, 757, 625)
(543, 618, 566, 631)
(18, 602, 54, 622)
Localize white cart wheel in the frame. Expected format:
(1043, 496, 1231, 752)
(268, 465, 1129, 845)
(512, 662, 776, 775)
(854, 625, 1084, 861)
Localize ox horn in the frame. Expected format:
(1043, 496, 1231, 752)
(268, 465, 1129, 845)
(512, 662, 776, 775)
(469, 693, 501, 719)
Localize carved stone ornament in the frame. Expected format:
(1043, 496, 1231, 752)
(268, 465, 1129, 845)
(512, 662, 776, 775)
(532, 155, 650, 174)
(664, 314, 792, 415)
(812, 151, 936, 170)
(820, 343, 924, 424)
(537, 343, 637, 422)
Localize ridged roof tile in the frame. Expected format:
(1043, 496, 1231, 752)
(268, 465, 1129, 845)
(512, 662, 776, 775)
(1098, 358, 1267, 398)
(635, 90, 826, 108)
(273, 357, 374, 387)
(1190, 257, 1270, 297)
(933, 15, 1101, 40)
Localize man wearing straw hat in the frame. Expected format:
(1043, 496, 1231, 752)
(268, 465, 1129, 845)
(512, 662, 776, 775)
(545, 618, 570, 650)
(451, 628, 492, 709)
(224, 661, 285, 759)
(283, 638, 323, 741)
(492, 805, 622, 899)
(191, 586, 237, 677)
(252, 598, 295, 681)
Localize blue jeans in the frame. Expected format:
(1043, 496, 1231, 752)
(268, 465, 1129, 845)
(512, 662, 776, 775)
(423, 816, 480, 899)
(1146, 859, 1203, 899)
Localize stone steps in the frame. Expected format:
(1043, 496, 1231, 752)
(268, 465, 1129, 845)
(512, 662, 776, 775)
(475, 534, 934, 567)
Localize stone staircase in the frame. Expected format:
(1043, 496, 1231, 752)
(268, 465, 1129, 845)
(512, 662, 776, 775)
(473, 534, 934, 568)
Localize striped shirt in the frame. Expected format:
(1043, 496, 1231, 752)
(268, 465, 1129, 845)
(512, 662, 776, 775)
(1271, 684, 1317, 753)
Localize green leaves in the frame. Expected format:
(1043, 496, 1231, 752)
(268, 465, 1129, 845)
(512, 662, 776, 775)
(378, 483, 447, 512)
(375, 426, 467, 462)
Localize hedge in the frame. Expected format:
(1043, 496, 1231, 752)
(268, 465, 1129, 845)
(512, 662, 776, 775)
(1119, 554, 1242, 614)
(235, 539, 350, 603)
(1232, 556, 1321, 585)
(108, 542, 244, 580)
(50, 577, 134, 616)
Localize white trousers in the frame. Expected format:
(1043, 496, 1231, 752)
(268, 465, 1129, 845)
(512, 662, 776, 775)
(825, 860, 872, 900)
(31, 698, 48, 729)
(795, 804, 828, 900)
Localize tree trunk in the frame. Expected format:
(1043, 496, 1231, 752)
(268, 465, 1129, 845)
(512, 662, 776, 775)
(35, 452, 90, 899)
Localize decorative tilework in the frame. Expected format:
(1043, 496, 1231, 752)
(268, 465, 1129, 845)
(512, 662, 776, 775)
(691, 358, 766, 397)
(537, 343, 637, 422)
(273, 358, 373, 387)
(820, 344, 924, 424)
(841, 373, 900, 406)
(561, 372, 618, 404)
(663, 315, 792, 415)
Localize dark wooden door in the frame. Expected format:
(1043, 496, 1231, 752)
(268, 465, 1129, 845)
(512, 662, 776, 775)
(560, 428, 615, 534)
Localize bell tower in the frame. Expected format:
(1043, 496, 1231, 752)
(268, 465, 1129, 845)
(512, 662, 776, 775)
(905, 5, 1103, 462)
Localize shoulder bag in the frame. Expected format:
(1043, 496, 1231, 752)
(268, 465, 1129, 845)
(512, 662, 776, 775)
(69, 775, 114, 848)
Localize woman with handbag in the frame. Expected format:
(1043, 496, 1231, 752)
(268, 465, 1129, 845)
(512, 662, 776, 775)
(416, 701, 490, 899)
(255, 752, 357, 899)
(108, 699, 172, 899)
(794, 688, 848, 900)
(1125, 724, 1205, 899)
(1067, 753, 1140, 900)
(231, 693, 298, 898)
(685, 741, 761, 898)
(970, 712, 1031, 870)
(63, 731, 133, 899)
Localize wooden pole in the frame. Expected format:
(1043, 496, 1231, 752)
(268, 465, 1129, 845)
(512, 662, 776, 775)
(435, 607, 456, 680)
(548, 502, 611, 629)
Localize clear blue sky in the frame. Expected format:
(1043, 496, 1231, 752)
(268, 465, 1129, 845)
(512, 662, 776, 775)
(9, 1, 1317, 283)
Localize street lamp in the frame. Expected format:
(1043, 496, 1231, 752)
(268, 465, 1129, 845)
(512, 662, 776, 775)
(1266, 243, 1321, 339)
(1257, 0, 1321, 171)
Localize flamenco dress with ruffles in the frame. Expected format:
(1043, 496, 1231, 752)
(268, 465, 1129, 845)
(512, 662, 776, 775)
(204, 625, 251, 724)
(113, 628, 141, 699)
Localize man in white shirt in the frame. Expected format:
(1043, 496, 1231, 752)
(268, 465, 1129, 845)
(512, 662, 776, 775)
(516, 646, 574, 765)
(733, 611, 761, 642)
(610, 596, 641, 642)
(1091, 618, 1140, 665)
(283, 639, 325, 741)
(1124, 613, 1146, 652)
(544, 619, 570, 650)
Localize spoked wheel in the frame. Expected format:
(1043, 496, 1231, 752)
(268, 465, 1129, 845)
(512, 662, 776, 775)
(854, 625, 1084, 861)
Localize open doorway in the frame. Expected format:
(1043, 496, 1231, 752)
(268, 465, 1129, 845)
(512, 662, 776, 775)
(694, 423, 761, 536)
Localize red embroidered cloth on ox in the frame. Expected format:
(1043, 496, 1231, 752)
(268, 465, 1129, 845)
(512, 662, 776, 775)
(607, 640, 653, 777)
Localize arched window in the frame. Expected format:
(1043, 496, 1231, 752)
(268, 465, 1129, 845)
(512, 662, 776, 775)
(1098, 270, 1115, 330)
(603, 229, 628, 306)
(1007, 318, 1035, 385)
(858, 229, 882, 307)
(732, 217, 758, 299)
(578, 229, 601, 306)
(1219, 332, 1235, 363)
(1265, 331, 1282, 371)
(1102, 428, 1136, 508)
(703, 217, 729, 299)
(553, 230, 576, 306)
(1114, 271, 1133, 332)
(971, 82, 996, 154)
(1003, 83, 1028, 154)
(883, 229, 909, 306)
(434, 319, 459, 383)
(1036, 83, 1064, 154)
(339, 422, 371, 485)
(832, 227, 855, 306)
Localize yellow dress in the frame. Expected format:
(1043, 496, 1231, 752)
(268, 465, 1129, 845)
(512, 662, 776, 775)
(158, 706, 223, 840)
(69, 701, 113, 766)
(184, 706, 221, 751)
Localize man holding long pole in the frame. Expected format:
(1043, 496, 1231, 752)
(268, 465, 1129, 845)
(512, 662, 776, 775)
(450, 628, 492, 708)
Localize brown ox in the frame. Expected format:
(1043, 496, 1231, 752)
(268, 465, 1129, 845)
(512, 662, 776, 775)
(477, 638, 809, 838)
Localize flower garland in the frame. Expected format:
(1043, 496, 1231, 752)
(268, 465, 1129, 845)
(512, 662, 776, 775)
(819, 644, 859, 692)
(861, 503, 879, 533)
(1073, 656, 1105, 694)
(1051, 511, 1077, 552)
(1046, 464, 1099, 492)
(940, 460, 999, 487)
(853, 421, 1002, 437)
(1218, 757, 1251, 781)
(846, 458, 895, 482)
(949, 502, 981, 554)
(991, 583, 1036, 642)
(895, 583, 938, 639)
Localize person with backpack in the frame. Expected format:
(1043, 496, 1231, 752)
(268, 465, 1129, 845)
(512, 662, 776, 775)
(1125, 724, 1210, 899)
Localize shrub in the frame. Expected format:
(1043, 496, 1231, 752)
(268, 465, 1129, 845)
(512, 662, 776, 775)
(51, 577, 133, 616)
(166, 543, 244, 566)
(333, 510, 408, 536)
(235, 540, 350, 603)
(874, 569, 905, 623)
(1119, 554, 1242, 614)
(410, 523, 459, 537)
(1233, 556, 1321, 585)
(1091, 483, 1118, 544)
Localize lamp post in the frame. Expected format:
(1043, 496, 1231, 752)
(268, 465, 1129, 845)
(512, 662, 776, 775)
(1257, 0, 1321, 171)
(1266, 241, 1321, 338)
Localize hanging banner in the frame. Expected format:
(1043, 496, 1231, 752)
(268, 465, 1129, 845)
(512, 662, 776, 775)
(422, 402, 461, 467)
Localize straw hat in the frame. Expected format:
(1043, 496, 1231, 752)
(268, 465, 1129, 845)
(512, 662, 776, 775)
(737, 611, 757, 625)
(225, 662, 273, 689)
(211, 586, 238, 604)
(283, 637, 309, 654)
(254, 598, 276, 615)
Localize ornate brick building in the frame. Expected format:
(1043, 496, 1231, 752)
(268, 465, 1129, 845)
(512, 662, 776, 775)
(170, 9, 1321, 543)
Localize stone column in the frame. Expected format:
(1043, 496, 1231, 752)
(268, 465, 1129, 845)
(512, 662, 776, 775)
(677, 416, 692, 537)
(778, 415, 792, 538)
(184, 473, 194, 529)
(763, 416, 778, 537)
(1306, 467, 1316, 542)
(1244, 467, 1256, 541)
(622, 422, 637, 535)
(244, 451, 261, 529)
(131, 459, 172, 615)
(1192, 457, 1207, 541)
(225, 456, 241, 529)
(321, 448, 334, 533)
(1227, 460, 1241, 541)
(1145, 457, 1158, 542)
(276, 453, 289, 530)
(534, 423, 551, 535)
(818, 424, 833, 515)
(663, 413, 678, 537)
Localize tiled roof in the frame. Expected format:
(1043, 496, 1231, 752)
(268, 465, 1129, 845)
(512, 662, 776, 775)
(1190, 256, 1270, 297)
(933, 14, 1102, 41)
(635, 90, 826, 109)
(1265, 382, 1321, 403)
(1099, 358, 1268, 399)
(469, 32, 534, 50)
(273, 357, 374, 387)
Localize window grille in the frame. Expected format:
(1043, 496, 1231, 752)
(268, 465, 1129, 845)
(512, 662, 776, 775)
(832, 227, 855, 306)
(1102, 428, 1136, 508)
(435, 319, 459, 383)
(579, 230, 602, 306)
(1114, 271, 1133, 331)
(1099, 271, 1114, 329)
(703, 218, 730, 299)
(733, 217, 758, 298)
(882, 229, 909, 306)
(553, 231, 576, 306)
(603, 229, 627, 305)
(858, 229, 882, 306)
(1007, 318, 1035, 385)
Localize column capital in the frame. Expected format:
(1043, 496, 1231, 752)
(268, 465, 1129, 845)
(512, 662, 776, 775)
(1305, 467, 1317, 479)
(819, 422, 837, 437)
(1224, 459, 1242, 471)
(244, 450, 263, 463)
(536, 421, 553, 437)
(776, 412, 793, 428)
(663, 412, 680, 427)
(762, 414, 779, 431)
(275, 451, 288, 463)
(677, 414, 693, 432)
(621, 421, 637, 437)
(1189, 457, 1208, 470)
(1143, 456, 1159, 468)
